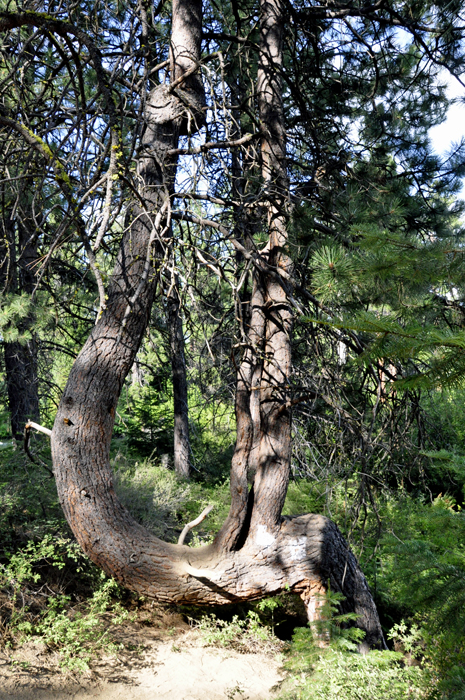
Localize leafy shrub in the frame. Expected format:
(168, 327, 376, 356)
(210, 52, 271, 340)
(0, 535, 131, 671)
(280, 646, 431, 700)
(15, 575, 130, 671)
(192, 610, 283, 654)
(378, 495, 465, 665)
(279, 587, 434, 700)
(0, 444, 63, 548)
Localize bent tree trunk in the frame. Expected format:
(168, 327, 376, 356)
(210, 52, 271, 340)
(51, 0, 385, 649)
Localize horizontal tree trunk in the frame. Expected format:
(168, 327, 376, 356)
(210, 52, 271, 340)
(46, 458, 386, 648)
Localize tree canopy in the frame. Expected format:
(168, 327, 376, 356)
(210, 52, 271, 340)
(1, 0, 465, 674)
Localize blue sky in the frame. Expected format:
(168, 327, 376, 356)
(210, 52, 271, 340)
(429, 74, 465, 161)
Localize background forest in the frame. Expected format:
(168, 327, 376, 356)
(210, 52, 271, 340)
(1, 0, 465, 697)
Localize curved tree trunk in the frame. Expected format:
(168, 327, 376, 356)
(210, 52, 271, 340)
(51, 0, 385, 650)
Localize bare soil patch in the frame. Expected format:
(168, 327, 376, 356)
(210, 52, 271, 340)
(0, 607, 284, 700)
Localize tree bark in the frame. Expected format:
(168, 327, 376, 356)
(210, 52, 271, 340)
(167, 279, 190, 478)
(215, 0, 292, 547)
(49, 0, 385, 650)
(0, 211, 40, 439)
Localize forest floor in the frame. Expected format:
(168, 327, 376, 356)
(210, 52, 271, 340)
(0, 605, 284, 700)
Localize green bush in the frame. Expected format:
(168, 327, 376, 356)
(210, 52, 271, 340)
(0, 443, 63, 549)
(113, 453, 230, 543)
(114, 458, 192, 540)
(192, 610, 283, 654)
(279, 587, 434, 700)
(0, 535, 131, 671)
(15, 575, 131, 671)
(280, 645, 431, 700)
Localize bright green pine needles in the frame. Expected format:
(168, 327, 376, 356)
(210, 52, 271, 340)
(0, 293, 52, 344)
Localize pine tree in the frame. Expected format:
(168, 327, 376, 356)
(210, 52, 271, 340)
(1, 0, 465, 647)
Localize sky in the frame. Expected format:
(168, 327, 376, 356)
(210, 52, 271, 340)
(429, 74, 465, 183)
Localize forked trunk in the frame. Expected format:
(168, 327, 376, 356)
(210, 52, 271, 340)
(216, 0, 291, 546)
(51, 0, 385, 650)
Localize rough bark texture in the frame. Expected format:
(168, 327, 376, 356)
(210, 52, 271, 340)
(4, 336, 39, 439)
(250, 0, 292, 534)
(52, 0, 201, 582)
(215, 0, 292, 548)
(50, 0, 385, 651)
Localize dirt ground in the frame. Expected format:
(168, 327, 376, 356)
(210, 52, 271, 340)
(0, 609, 284, 700)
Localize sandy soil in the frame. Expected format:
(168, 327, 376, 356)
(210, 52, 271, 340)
(0, 615, 284, 700)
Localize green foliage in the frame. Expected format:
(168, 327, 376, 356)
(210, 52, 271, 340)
(17, 576, 130, 672)
(188, 390, 236, 482)
(114, 457, 193, 540)
(0, 293, 52, 344)
(376, 494, 465, 696)
(388, 621, 424, 660)
(280, 587, 432, 699)
(379, 495, 465, 633)
(0, 443, 63, 548)
(310, 245, 355, 303)
(112, 452, 230, 543)
(115, 340, 235, 481)
(192, 610, 282, 654)
(280, 647, 430, 700)
(283, 480, 326, 517)
(117, 383, 174, 457)
(2, 534, 80, 586)
(422, 388, 465, 453)
(0, 533, 130, 671)
(285, 588, 366, 669)
(1, 0, 465, 690)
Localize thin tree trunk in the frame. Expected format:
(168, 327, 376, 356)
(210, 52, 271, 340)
(0, 208, 40, 439)
(216, 0, 291, 546)
(4, 337, 39, 439)
(167, 279, 190, 478)
(249, 0, 292, 534)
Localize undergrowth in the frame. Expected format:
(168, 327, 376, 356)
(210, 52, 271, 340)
(280, 646, 431, 700)
(112, 450, 230, 543)
(191, 608, 284, 654)
(1, 440, 464, 693)
(0, 534, 132, 670)
(279, 592, 434, 700)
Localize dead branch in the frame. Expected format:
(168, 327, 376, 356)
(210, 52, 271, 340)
(178, 504, 214, 546)
(23, 422, 54, 476)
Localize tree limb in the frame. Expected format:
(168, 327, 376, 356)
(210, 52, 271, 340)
(23, 422, 54, 476)
(178, 504, 214, 545)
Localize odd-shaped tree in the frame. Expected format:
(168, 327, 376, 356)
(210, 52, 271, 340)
(58, 0, 381, 648)
(8, 0, 463, 648)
